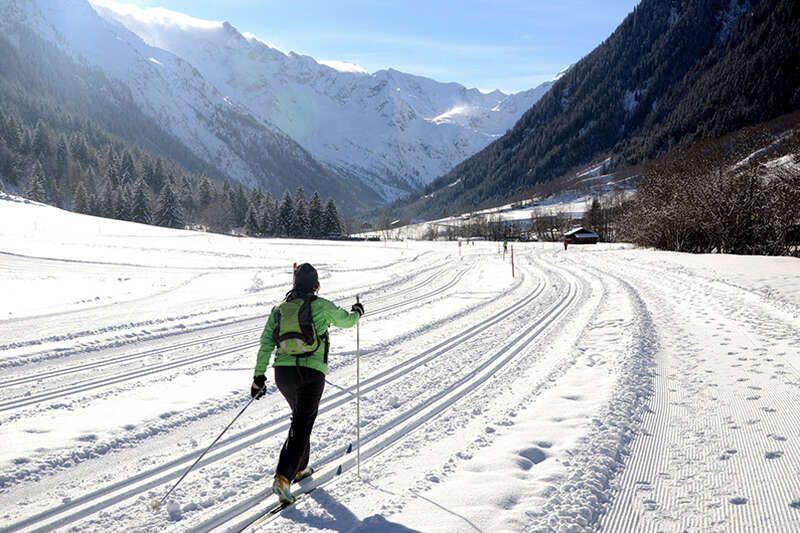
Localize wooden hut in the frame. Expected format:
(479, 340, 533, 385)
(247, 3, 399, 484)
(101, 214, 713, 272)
(564, 226, 599, 244)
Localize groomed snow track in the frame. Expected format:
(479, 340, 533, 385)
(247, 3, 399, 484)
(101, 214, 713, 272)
(0, 266, 468, 413)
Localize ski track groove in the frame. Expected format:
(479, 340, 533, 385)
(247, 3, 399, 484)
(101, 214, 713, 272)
(0, 262, 451, 390)
(0, 257, 526, 492)
(594, 252, 800, 532)
(0, 267, 471, 414)
(0, 258, 542, 532)
(0, 259, 450, 366)
(195, 255, 581, 532)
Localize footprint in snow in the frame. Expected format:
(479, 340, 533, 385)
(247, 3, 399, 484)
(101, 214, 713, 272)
(719, 449, 737, 461)
(765, 451, 784, 460)
(516, 447, 547, 470)
(729, 497, 748, 505)
(761, 406, 777, 413)
(768, 434, 787, 442)
(790, 500, 800, 510)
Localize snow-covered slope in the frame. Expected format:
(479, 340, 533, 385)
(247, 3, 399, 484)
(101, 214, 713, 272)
(2, 194, 800, 531)
(89, 0, 553, 199)
(0, 0, 373, 206)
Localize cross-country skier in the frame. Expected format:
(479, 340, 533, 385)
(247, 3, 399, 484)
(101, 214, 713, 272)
(250, 263, 363, 504)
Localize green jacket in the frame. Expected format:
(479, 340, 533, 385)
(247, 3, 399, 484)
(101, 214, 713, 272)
(254, 296, 360, 376)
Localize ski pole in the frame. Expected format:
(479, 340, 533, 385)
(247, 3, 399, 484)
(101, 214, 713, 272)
(151, 394, 257, 511)
(356, 294, 361, 480)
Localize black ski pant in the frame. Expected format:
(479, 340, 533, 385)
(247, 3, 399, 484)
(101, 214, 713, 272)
(274, 365, 325, 480)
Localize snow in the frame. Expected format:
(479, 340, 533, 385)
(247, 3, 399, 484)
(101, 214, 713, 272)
(2, 196, 799, 532)
(90, 0, 223, 30)
(317, 60, 369, 75)
(623, 88, 640, 113)
(84, 0, 553, 199)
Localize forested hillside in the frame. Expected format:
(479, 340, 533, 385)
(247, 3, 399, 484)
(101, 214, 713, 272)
(400, 0, 800, 219)
(0, 25, 343, 237)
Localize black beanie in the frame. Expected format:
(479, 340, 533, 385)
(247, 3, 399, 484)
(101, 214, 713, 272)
(293, 263, 318, 293)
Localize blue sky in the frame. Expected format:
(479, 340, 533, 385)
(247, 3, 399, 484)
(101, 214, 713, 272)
(125, 0, 640, 93)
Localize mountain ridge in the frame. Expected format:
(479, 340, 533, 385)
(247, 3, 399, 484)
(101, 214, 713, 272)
(396, 0, 800, 220)
(89, 0, 554, 201)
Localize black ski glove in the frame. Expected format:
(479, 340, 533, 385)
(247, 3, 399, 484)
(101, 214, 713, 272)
(351, 302, 364, 316)
(251, 375, 266, 399)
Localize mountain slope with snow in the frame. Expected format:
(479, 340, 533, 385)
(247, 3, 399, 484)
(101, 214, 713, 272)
(89, 0, 553, 199)
(1, 0, 376, 207)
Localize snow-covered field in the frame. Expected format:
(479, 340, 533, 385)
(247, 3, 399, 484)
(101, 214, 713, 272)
(1, 195, 799, 532)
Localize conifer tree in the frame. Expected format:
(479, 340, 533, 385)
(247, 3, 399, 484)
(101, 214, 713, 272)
(106, 153, 120, 188)
(257, 192, 274, 235)
(99, 181, 116, 218)
(5, 116, 22, 151)
(244, 205, 260, 236)
(197, 176, 213, 208)
(55, 136, 70, 178)
(232, 183, 248, 227)
(73, 182, 91, 214)
(249, 188, 264, 214)
(131, 178, 152, 224)
(278, 191, 294, 237)
(322, 198, 342, 236)
(117, 184, 133, 221)
(32, 121, 50, 157)
(86, 192, 98, 217)
(259, 198, 274, 236)
(293, 187, 309, 237)
(155, 181, 184, 229)
(179, 176, 195, 219)
(147, 159, 165, 193)
(119, 151, 136, 185)
(24, 162, 49, 203)
(308, 191, 323, 238)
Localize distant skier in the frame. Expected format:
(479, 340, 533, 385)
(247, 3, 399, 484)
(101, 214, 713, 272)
(563, 238, 569, 251)
(250, 263, 363, 504)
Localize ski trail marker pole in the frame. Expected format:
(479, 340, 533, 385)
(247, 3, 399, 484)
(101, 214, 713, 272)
(511, 245, 515, 278)
(356, 294, 361, 480)
(151, 395, 256, 511)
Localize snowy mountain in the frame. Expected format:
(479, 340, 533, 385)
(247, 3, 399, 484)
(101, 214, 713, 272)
(0, 0, 378, 207)
(88, 0, 553, 200)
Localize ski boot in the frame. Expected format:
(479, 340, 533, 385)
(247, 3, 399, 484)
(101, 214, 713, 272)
(272, 475, 295, 504)
(293, 467, 314, 483)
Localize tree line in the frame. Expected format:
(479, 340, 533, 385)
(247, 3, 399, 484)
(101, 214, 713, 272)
(621, 128, 800, 256)
(0, 106, 343, 238)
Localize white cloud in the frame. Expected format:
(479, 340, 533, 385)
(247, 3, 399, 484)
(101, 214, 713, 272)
(89, 0, 223, 30)
(242, 32, 281, 51)
(318, 60, 369, 74)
